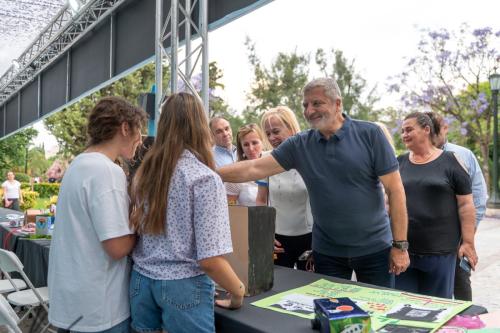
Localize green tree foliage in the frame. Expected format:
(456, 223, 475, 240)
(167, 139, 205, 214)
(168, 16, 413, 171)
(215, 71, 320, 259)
(28, 145, 53, 177)
(244, 38, 377, 129)
(0, 128, 38, 177)
(244, 37, 310, 128)
(388, 25, 499, 185)
(315, 48, 378, 120)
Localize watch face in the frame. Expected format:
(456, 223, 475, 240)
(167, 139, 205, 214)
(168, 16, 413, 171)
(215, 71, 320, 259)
(393, 241, 409, 250)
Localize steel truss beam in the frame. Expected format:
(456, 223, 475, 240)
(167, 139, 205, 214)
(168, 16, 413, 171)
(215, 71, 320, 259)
(155, 0, 209, 126)
(0, 0, 124, 105)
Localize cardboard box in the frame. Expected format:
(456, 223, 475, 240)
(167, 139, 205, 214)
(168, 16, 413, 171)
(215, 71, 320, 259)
(24, 209, 44, 224)
(312, 298, 371, 333)
(224, 206, 276, 296)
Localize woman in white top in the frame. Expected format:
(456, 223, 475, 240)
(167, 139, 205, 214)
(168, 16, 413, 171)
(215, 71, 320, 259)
(48, 96, 147, 332)
(225, 124, 266, 206)
(256, 106, 313, 270)
(2, 171, 23, 211)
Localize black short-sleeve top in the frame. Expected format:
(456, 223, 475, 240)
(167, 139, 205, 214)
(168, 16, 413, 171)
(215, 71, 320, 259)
(398, 151, 472, 254)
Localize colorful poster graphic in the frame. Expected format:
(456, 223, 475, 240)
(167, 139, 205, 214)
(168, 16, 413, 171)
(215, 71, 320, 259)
(251, 279, 471, 332)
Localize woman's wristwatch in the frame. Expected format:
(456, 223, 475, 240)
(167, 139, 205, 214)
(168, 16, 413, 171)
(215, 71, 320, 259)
(392, 240, 409, 251)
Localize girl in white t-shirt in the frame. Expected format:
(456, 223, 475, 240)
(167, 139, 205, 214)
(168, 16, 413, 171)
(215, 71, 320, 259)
(226, 124, 267, 206)
(48, 96, 147, 333)
(257, 106, 313, 271)
(2, 171, 23, 211)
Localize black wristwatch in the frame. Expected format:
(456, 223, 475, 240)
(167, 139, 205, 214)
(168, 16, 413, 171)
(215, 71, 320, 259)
(392, 240, 409, 251)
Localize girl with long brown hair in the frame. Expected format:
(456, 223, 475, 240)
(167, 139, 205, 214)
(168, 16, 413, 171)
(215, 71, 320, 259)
(129, 92, 244, 333)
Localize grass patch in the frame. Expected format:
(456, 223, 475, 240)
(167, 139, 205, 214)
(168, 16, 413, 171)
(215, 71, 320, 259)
(32, 197, 51, 210)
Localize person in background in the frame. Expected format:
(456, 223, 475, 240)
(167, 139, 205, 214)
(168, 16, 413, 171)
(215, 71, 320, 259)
(210, 117, 237, 168)
(48, 96, 147, 332)
(375, 122, 396, 212)
(225, 124, 265, 206)
(2, 171, 23, 211)
(397, 112, 478, 298)
(375, 122, 396, 154)
(427, 111, 487, 301)
(129, 93, 244, 333)
(218, 77, 409, 288)
(256, 106, 313, 270)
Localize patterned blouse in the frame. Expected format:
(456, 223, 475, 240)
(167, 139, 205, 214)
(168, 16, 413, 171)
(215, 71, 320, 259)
(132, 150, 233, 280)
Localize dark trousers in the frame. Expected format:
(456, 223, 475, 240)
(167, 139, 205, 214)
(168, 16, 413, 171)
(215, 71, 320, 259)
(4, 198, 20, 211)
(313, 247, 394, 288)
(454, 256, 472, 301)
(395, 253, 456, 299)
(274, 233, 312, 271)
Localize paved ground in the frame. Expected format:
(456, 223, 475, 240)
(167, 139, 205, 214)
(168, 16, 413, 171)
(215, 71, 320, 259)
(471, 208, 500, 312)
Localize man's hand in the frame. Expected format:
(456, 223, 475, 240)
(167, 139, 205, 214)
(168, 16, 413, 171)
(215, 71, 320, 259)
(458, 242, 478, 270)
(389, 248, 410, 275)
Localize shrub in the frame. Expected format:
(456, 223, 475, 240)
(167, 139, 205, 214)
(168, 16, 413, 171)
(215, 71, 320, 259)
(21, 190, 39, 211)
(13, 172, 30, 183)
(33, 183, 60, 198)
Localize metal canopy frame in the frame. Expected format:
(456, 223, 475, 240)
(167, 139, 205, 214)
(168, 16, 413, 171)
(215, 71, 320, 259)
(155, 0, 209, 126)
(0, 0, 125, 105)
(0, 0, 271, 139)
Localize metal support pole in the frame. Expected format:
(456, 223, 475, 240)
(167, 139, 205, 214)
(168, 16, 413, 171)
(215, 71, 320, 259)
(109, 13, 115, 78)
(66, 50, 71, 102)
(185, 0, 192, 79)
(200, 0, 209, 115)
(3, 104, 5, 135)
(154, 0, 163, 135)
(170, 0, 179, 93)
(489, 90, 500, 207)
(37, 75, 41, 118)
(17, 92, 21, 128)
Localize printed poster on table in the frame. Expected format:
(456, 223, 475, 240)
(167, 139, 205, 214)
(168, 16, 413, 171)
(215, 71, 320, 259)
(251, 279, 471, 332)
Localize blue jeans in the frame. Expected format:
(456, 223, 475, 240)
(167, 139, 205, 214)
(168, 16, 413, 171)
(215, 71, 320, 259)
(130, 270, 215, 333)
(395, 253, 456, 298)
(313, 247, 394, 288)
(57, 318, 130, 333)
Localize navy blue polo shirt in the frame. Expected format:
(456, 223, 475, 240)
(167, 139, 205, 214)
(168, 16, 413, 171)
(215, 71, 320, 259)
(271, 115, 398, 257)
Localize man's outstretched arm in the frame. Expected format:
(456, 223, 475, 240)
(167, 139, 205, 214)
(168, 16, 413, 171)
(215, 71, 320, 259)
(218, 154, 285, 183)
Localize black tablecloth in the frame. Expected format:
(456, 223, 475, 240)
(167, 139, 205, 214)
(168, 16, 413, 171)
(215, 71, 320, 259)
(0, 207, 24, 251)
(215, 266, 487, 333)
(0, 207, 50, 287)
(15, 238, 51, 287)
(215, 266, 373, 333)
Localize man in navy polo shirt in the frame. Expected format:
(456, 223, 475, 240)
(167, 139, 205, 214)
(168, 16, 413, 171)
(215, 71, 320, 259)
(218, 78, 410, 288)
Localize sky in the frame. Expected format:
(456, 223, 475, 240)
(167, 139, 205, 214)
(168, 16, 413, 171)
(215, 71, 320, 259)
(0, 0, 499, 152)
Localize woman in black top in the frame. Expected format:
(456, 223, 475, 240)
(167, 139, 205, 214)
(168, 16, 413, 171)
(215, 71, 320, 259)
(396, 112, 478, 298)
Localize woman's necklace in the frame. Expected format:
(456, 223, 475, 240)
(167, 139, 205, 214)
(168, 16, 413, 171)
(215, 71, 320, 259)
(410, 149, 437, 164)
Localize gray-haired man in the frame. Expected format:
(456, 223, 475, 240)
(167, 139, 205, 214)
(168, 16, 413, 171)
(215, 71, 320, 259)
(218, 78, 410, 288)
